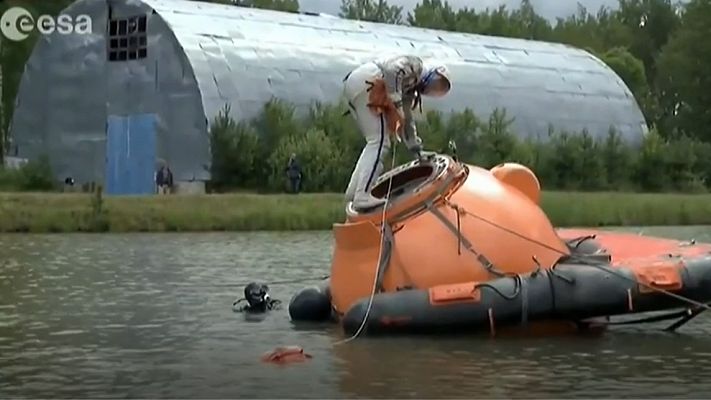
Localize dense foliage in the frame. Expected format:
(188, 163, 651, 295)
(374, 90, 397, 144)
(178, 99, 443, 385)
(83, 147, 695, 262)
(209, 99, 711, 194)
(0, 156, 55, 191)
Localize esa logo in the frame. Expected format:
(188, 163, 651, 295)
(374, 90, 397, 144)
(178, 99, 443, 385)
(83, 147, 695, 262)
(1, 6, 92, 42)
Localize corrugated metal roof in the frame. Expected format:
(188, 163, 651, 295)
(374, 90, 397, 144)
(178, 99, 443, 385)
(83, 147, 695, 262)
(141, 0, 646, 142)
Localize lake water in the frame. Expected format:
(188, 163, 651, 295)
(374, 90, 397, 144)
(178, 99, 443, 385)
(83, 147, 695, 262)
(2, 226, 711, 398)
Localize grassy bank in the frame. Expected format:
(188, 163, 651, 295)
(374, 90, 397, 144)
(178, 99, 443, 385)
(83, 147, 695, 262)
(1, 191, 711, 233)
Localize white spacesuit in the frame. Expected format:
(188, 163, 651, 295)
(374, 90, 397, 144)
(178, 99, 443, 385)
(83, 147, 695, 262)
(342, 55, 452, 209)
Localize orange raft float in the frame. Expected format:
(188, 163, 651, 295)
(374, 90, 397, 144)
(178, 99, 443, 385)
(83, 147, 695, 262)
(288, 154, 711, 336)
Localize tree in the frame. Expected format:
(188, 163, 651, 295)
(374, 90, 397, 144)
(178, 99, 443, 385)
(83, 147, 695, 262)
(551, 5, 626, 53)
(655, 0, 711, 141)
(599, 47, 648, 101)
(507, 0, 553, 40)
(339, 0, 403, 24)
(615, 0, 681, 83)
(408, 0, 553, 39)
(407, 0, 458, 30)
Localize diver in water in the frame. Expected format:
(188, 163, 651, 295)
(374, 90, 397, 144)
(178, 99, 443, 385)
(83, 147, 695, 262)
(233, 282, 282, 313)
(342, 54, 452, 209)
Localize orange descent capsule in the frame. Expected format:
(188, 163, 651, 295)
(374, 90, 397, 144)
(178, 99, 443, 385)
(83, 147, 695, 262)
(330, 157, 568, 315)
(288, 154, 711, 337)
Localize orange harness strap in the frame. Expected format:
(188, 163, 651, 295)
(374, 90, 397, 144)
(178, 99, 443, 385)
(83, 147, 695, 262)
(365, 78, 403, 139)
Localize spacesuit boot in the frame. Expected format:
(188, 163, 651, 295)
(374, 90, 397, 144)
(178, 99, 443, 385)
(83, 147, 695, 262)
(348, 139, 390, 209)
(345, 123, 391, 209)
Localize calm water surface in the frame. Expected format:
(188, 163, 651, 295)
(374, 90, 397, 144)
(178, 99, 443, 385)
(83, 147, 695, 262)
(2, 226, 711, 399)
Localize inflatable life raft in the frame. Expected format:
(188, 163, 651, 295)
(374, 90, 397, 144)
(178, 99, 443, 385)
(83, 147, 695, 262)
(288, 154, 711, 336)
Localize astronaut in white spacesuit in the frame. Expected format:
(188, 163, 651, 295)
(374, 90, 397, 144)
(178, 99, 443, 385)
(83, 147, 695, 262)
(342, 54, 452, 209)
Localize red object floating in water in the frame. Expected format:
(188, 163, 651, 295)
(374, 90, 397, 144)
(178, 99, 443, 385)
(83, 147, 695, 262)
(261, 346, 313, 365)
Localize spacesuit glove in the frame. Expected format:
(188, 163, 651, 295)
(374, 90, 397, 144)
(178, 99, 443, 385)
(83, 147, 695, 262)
(417, 150, 437, 160)
(405, 135, 423, 155)
(406, 137, 435, 160)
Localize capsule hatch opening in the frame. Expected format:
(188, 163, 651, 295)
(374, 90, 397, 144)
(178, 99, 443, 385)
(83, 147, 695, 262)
(370, 163, 434, 200)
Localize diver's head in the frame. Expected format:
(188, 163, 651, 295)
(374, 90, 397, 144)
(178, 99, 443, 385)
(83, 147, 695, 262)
(419, 62, 451, 98)
(244, 282, 270, 309)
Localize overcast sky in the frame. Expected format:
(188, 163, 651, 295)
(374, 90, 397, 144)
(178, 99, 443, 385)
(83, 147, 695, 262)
(298, 0, 622, 21)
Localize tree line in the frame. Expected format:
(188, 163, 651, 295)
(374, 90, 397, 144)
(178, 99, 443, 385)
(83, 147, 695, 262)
(208, 99, 711, 194)
(4, 98, 709, 193)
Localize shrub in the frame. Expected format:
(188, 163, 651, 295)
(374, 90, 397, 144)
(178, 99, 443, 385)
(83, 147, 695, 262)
(268, 128, 349, 192)
(209, 105, 263, 191)
(0, 155, 56, 191)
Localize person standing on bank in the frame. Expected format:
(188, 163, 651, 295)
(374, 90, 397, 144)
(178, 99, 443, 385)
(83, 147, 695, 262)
(342, 55, 452, 209)
(285, 153, 303, 194)
(156, 163, 174, 195)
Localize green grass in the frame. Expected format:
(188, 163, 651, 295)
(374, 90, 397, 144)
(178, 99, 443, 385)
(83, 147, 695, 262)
(540, 191, 711, 227)
(1, 191, 711, 233)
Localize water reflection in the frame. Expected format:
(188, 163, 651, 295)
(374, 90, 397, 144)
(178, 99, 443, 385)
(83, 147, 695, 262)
(0, 227, 710, 398)
(330, 330, 711, 398)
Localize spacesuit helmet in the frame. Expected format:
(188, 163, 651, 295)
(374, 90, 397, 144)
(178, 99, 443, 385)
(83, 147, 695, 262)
(419, 62, 451, 97)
